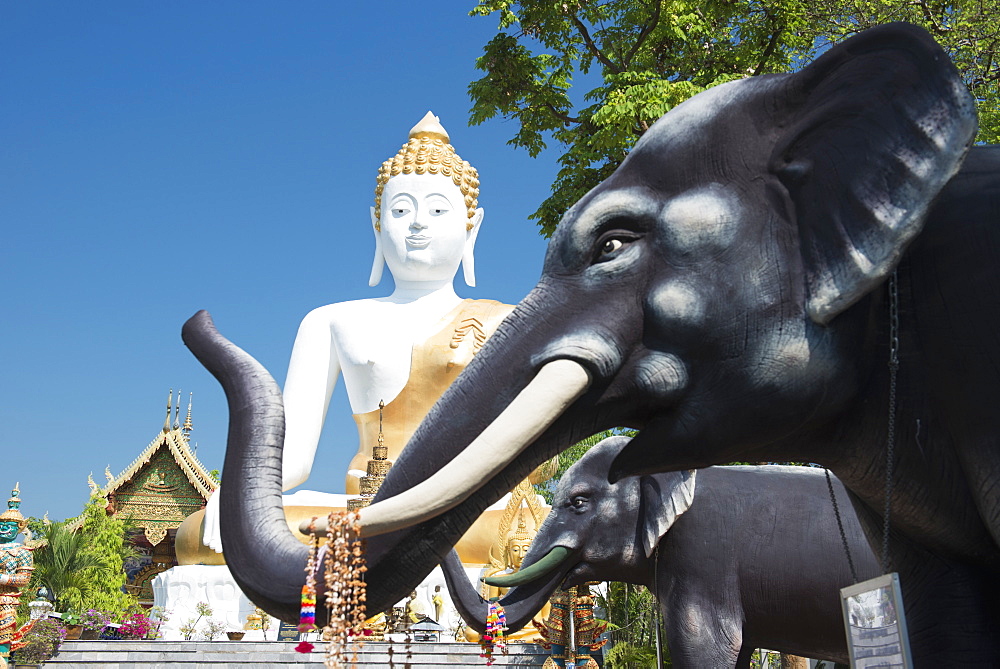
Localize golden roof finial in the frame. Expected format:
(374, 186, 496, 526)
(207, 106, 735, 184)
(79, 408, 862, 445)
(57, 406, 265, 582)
(173, 388, 182, 429)
(378, 399, 385, 450)
(163, 389, 173, 433)
(183, 392, 194, 437)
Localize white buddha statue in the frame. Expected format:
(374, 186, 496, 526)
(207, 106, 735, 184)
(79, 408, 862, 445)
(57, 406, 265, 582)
(200, 112, 514, 552)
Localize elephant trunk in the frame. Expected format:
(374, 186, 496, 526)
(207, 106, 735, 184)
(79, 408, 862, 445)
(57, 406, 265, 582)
(184, 279, 618, 620)
(361, 283, 616, 612)
(182, 310, 307, 624)
(440, 550, 570, 634)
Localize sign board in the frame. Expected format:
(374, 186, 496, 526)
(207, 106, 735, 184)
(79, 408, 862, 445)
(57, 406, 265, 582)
(276, 620, 301, 642)
(841, 573, 913, 668)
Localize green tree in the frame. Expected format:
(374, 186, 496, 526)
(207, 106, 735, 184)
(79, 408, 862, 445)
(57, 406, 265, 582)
(30, 521, 104, 612)
(597, 581, 666, 667)
(533, 428, 636, 503)
(28, 495, 141, 618)
(469, 0, 1000, 236)
(77, 493, 141, 617)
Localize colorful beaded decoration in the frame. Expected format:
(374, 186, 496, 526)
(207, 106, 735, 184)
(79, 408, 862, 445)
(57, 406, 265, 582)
(299, 518, 319, 633)
(480, 598, 508, 665)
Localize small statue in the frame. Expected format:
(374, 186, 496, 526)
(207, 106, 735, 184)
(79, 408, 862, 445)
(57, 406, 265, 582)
(432, 585, 444, 623)
(0, 484, 33, 669)
(404, 590, 427, 625)
(533, 584, 607, 669)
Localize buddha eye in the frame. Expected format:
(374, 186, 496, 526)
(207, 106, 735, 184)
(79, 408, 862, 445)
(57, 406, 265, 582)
(431, 207, 448, 215)
(392, 207, 410, 217)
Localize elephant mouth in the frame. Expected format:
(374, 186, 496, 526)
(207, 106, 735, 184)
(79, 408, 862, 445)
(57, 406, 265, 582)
(483, 545, 577, 588)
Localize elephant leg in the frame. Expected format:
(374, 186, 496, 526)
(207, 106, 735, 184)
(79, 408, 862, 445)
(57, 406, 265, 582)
(734, 644, 754, 669)
(661, 581, 744, 668)
(893, 543, 1000, 666)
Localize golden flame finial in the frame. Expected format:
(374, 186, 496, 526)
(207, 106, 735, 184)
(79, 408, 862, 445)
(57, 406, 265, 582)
(512, 511, 531, 542)
(408, 111, 449, 142)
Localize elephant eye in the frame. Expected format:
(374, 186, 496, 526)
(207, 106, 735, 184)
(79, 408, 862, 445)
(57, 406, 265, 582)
(602, 239, 624, 255)
(593, 230, 640, 263)
(570, 496, 588, 510)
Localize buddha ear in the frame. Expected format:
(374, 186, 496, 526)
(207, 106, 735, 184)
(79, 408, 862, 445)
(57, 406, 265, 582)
(368, 206, 385, 287)
(462, 207, 484, 287)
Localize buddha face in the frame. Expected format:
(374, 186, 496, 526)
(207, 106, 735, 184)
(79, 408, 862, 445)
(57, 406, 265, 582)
(375, 173, 480, 285)
(0, 521, 20, 542)
(506, 536, 532, 569)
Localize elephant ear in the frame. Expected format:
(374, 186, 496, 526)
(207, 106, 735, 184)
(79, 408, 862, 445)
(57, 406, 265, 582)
(639, 469, 696, 559)
(771, 22, 977, 324)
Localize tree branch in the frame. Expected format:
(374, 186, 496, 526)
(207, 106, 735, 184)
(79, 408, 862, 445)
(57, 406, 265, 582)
(917, 0, 949, 34)
(751, 23, 783, 76)
(570, 13, 622, 73)
(622, 0, 662, 70)
(545, 103, 581, 125)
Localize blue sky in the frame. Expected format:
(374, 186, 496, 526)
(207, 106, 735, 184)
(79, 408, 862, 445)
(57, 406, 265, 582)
(2, 3, 562, 522)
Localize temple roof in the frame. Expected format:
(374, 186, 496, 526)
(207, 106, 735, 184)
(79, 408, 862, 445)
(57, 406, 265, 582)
(90, 391, 218, 545)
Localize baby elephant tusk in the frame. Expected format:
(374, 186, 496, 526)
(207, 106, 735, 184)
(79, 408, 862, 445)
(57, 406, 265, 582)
(483, 546, 572, 588)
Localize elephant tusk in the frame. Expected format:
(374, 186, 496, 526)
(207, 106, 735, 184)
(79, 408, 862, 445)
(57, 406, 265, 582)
(483, 546, 572, 588)
(356, 359, 591, 538)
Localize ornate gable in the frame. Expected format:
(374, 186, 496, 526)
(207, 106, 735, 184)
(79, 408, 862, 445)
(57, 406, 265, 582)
(103, 391, 218, 546)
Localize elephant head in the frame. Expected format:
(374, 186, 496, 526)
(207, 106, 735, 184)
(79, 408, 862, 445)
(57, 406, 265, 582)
(441, 436, 695, 633)
(186, 22, 986, 626)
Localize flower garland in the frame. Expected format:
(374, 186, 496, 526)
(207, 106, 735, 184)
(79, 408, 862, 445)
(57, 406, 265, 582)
(479, 598, 508, 665)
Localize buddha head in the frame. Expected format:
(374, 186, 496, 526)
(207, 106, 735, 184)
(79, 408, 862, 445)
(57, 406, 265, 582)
(369, 112, 483, 288)
(0, 484, 27, 543)
(505, 514, 533, 570)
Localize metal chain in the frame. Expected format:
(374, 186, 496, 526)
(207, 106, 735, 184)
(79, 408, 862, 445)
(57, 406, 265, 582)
(882, 270, 900, 573)
(826, 270, 899, 580)
(825, 467, 859, 583)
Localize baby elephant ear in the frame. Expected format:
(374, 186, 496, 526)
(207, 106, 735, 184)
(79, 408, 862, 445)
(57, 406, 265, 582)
(640, 469, 697, 559)
(772, 23, 977, 324)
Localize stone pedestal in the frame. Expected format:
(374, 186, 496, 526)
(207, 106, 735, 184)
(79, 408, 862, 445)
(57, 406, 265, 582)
(151, 565, 276, 640)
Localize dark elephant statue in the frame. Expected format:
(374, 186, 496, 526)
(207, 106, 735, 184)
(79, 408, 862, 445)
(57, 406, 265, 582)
(442, 437, 879, 667)
(184, 21, 1000, 663)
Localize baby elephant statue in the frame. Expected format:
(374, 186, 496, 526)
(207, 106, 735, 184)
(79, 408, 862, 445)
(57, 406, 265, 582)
(442, 436, 879, 668)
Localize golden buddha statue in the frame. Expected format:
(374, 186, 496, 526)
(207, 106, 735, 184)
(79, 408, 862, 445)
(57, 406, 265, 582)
(463, 479, 550, 644)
